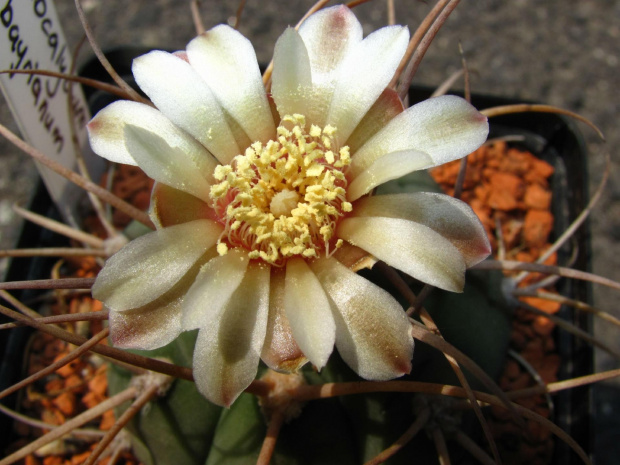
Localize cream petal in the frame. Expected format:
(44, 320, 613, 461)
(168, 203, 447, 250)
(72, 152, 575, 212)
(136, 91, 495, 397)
(261, 268, 307, 372)
(326, 25, 410, 146)
(337, 217, 466, 292)
(349, 95, 489, 178)
(92, 220, 222, 310)
(108, 298, 182, 350)
(132, 50, 241, 164)
(187, 25, 275, 144)
(298, 5, 363, 127)
(108, 252, 208, 349)
(193, 263, 270, 407)
(271, 27, 313, 119)
(351, 193, 491, 267)
(299, 6, 362, 77)
(346, 149, 433, 202)
(284, 258, 336, 370)
(310, 257, 413, 380)
(123, 125, 215, 203)
(173, 50, 189, 62)
(332, 242, 377, 272)
(87, 100, 182, 166)
(181, 248, 250, 331)
(345, 88, 404, 154)
(149, 183, 218, 229)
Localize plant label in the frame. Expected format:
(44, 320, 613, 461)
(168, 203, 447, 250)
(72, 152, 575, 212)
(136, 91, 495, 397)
(0, 0, 104, 224)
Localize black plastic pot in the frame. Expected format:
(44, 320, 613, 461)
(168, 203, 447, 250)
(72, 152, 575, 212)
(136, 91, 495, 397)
(0, 184, 66, 446)
(408, 87, 592, 465)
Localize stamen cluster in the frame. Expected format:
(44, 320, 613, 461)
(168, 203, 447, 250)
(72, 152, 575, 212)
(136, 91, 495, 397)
(210, 114, 352, 265)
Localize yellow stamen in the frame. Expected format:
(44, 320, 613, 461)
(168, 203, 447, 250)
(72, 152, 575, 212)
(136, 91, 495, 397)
(209, 114, 352, 265)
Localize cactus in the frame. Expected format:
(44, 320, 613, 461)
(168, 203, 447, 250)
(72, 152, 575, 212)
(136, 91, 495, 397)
(102, 224, 513, 464)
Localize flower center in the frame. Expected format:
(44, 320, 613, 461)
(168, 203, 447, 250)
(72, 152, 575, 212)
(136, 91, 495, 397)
(209, 114, 352, 266)
(270, 189, 299, 217)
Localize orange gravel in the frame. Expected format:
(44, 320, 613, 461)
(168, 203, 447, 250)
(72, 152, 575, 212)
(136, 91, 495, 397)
(10, 168, 146, 464)
(432, 141, 561, 464)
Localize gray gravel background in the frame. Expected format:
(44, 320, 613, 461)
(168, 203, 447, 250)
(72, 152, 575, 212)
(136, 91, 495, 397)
(1, 0, 618, 462)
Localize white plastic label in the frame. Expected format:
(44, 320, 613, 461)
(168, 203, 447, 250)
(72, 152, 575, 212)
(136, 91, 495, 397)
(0, 0, 103, 224)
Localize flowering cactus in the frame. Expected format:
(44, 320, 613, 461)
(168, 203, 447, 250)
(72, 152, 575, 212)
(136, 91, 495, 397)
(87, 5, 490, 407)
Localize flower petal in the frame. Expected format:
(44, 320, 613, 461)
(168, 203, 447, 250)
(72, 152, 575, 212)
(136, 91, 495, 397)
(349, 95, 489, 179)
(326, 25, 410, 146)
(298, 5, 363, 127)
(86, 100, 173, 166)
(271, 27, 313, 119)
(346, 149, 433, 202)
(345, 88, 404, 154)
(193, 263, 270, 407)
(181, 248, 250, 331)
(284, 258, 336, 370)
(299, 6, 362, 78)
(108, 298, 182, 350)
(132, 50, 241, 164)
(150, 183, 218, 229)
(310, 257, 413, 380)
(109, 253, 208, 350)
(187, 25, 275, 144)
(332, 242, 377, 272)
(337, 217, 466, 292)
(261, 268, 307, 372)
(123, 124, 215, 203)
(351, 193, 491, 267)
(92, 219, 222, 310)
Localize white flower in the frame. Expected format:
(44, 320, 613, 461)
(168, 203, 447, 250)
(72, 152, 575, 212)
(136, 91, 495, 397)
(87, 5, 490, 407)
